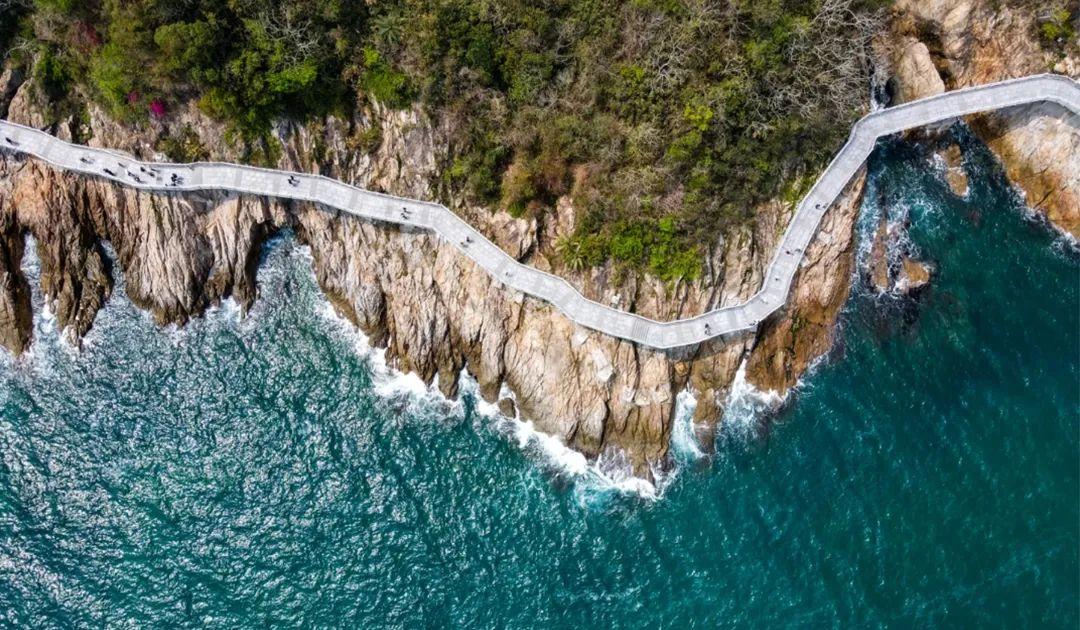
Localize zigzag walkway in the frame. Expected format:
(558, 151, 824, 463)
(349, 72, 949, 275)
(1, 74, 1077, 349)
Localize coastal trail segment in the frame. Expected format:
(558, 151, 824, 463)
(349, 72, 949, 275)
(1, 74, 1077, 349)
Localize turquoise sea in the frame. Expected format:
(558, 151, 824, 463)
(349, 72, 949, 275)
(1, 133, 1077, 627)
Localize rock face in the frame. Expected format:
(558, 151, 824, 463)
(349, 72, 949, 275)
(744, 173, 866, 394)
(887, 0, 1080, 237)
(0, 210, 31, 354)
(1, 157, 283, 337)
(973, 104, 1080, 234)
(893, 40, 946, 103)
(939, 143, 969, 197)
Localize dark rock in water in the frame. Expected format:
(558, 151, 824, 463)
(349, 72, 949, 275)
(896, 256, 933, 296)
(864, 200, 934, 299)
(869, 215, 891, 293)
(880, 76, 898, 108)
(939, 144, 969, 197)
(498, 397, 517, 419)
(0, 215, 31, 354)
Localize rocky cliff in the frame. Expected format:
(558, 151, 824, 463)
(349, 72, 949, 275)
(0, 0, 1074, 482)
(886, 0, 1080, 236)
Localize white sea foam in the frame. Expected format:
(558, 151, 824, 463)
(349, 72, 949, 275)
(459, 364, 667, 501)
(721, 362, 784, 440)
(18, 234, 76, 367)
(208, 296, 244, 323)
(282, 238, 670, 500)
(670, 388, 704, 461)
(16, 233, 674, 501)
(465, 376, 512, 419)
(1049, 232, 1080, 260)
(501, 415, 662, 501)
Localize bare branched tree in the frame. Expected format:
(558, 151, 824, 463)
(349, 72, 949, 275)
(642, 0, 722, 93)
(258, 6, 322, 65)
(748, 0, 884, 123)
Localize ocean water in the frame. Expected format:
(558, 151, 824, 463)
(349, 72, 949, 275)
(0, 134, 1076, 627)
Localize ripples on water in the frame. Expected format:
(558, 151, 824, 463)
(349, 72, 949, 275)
(0, 134, 1076, 627)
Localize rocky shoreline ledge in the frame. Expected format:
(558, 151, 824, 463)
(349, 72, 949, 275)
(1, 0, 1076, 479)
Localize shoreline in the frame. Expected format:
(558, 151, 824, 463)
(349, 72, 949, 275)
(2, 74, 1076, 350)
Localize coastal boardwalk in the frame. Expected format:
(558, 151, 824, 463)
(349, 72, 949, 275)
(1, 74, 1078, 349)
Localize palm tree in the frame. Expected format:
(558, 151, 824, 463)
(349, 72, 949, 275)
(555, 237, 585, 272)
(371, 12, 403, 50)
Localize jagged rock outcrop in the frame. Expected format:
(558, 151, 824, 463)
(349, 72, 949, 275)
(939, 143, 969, 197)
(869, 215, 892, 292)
(886, 0, 1080, 236)
(893, 40, 946, 103)
(0, 210, 30, 354)
(2, 157, 285, 334)
(897, 256, 933, 294)
(1, 159, 110, 342)
(867, 211, 936, 298)
(744, 173, 866, 393)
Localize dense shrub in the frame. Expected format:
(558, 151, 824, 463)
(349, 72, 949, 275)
(32, 47, 72, 102)
(357, 47, 411, 108)
(154, 126, 209, 163)
(1038, 6, 1077, 50)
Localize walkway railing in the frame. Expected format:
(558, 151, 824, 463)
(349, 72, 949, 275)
(1, 74, 1077, 349)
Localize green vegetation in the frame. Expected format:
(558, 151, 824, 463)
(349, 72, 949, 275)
(32, 46, 72, 102)
(4, 0, 889, 282)
(557, 214, 702, 281)
(9, 0, 365, 136)
(1038, 5, 1077, 51)
(154, 126, 209, 163)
